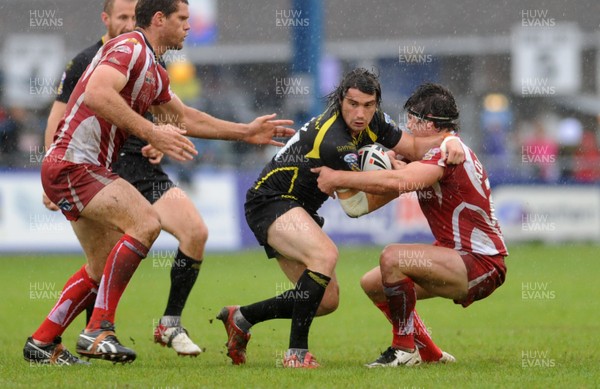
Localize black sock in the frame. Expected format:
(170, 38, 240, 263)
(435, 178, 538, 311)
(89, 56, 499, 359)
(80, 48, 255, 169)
(163, 248, 202, 317)
(289, 269, 330, 350)
(239, 292, 295, 325)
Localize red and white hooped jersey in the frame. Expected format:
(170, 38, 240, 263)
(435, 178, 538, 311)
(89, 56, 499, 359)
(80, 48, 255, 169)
(416, 142, 508, 256)
(47, 30, 172, 168)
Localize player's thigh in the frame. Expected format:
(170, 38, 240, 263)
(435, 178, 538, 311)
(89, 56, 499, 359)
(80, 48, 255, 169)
(80, 178, 160, 245)
(266, 207, 338, 275)
(381, 243, 468, 300)
(277, 256, 339, 315)
(70, 218, 122, 280)
(152, 187, 208, 244)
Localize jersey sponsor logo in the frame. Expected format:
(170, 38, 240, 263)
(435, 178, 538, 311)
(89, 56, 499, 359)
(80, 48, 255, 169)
(343, 153, 361, 171)
(126, 38, 139, 45)
(57, 198, 73, 212)
(114, 45, 132, 55)
(383, 112, 396, 126)
(336, 143, 355, 152)
(144, 71, 155, 85)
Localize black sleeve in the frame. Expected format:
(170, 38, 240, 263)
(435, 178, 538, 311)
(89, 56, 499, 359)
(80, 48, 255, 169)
(373, 110, 403, 149)
(55, 53, 88, 104)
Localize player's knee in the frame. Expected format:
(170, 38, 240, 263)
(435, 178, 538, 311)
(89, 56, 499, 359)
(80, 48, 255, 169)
(360, 272, 379, 295)
(319, 244, 339, 272)
(380, 245, 400, 271)
(137, 210, 161, 244)
(186, 217, 208, 245)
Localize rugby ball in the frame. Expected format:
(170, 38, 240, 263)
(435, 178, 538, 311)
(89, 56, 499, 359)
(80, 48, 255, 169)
(358, 144, 392, 171)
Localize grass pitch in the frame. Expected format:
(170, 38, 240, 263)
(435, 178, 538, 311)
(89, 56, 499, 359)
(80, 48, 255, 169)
(0, 244, 597, 388)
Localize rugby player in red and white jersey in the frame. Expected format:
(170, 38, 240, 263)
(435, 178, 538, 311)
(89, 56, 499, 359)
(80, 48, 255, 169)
(24, 0, 293, 365)
(42, 0, 206, 359)
(313, 83, 508, 367)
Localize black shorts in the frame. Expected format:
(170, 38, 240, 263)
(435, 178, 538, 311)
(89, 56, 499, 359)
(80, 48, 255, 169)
(112, 151, 175, 204)
(245, 188, 324, 258)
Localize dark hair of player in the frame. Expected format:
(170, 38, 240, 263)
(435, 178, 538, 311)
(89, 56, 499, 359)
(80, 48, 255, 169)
(404, 83, 459, 132)
(135, 0, 189, 28)
(325, 68, 382, 113)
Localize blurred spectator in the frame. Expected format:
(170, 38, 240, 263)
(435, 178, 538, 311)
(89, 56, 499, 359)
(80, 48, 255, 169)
(556, 117, 583, 180)
(0, 106, 26, 167)
(521, 120, 559, 182)
(573, 131, 600, 183)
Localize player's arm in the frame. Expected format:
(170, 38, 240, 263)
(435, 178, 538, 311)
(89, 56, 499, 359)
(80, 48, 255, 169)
(85, 65, 196, 161)
(334, 189, 399, 218)
(42, 101, 68, 211)
(393, 132, 464, 164)
(150, 94, 295, 147)
(44, 101, 67, 150)
(313, 161, 443, 197)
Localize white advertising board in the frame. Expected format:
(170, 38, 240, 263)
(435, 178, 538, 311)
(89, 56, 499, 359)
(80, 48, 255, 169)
(493, 185, 600, 242)
(0, 171, 241, 253)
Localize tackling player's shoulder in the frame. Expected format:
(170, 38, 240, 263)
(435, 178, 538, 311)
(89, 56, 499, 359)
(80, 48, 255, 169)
(72, 40, 103, 68)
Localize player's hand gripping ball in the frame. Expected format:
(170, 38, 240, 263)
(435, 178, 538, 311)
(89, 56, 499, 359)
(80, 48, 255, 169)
(358, 143, 392, 171)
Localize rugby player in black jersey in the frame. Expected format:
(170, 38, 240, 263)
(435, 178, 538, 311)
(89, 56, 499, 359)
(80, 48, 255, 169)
(217, 68, 465, 368)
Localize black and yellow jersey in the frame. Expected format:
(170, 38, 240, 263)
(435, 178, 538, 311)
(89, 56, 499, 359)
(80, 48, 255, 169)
(249, 105, 402, 213)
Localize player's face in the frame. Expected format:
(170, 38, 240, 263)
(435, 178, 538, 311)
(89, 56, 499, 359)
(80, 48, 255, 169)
(104, 0, 137, 39)
(161, 2, 190, 51)
(341, 88, 378, 135)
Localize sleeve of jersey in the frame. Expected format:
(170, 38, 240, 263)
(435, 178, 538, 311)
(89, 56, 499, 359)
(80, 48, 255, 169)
(373, 110, 402, 148)
(98, 40, 140, 79)
(419, 147, 447, 168)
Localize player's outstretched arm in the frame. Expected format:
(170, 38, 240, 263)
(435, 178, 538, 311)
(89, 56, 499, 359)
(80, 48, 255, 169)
(85, 65, 196, 162)
(151, 94, 294, 146)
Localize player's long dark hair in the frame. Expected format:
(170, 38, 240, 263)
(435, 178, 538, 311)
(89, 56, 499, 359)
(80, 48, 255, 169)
(404, 83, 459, 132)
(136, 0, 189, 28)
(325, 68, 382, 112)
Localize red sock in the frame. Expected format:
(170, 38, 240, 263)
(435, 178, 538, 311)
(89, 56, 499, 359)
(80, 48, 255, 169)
(32, 265, 98, 344)
(413, 311, 443, 361)
(86, 235, 148, 331)
(374, 302, 442, 360)
(383, 277, 416, 350)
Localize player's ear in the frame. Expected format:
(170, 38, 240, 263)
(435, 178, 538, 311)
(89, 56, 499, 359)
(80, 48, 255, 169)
(152, 11, 166, 26)
(101, 12, 110, 28)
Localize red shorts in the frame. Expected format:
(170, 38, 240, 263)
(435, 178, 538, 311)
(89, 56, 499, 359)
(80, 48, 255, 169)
(454, 252, 507, 308)
(41, 160, 119, 221)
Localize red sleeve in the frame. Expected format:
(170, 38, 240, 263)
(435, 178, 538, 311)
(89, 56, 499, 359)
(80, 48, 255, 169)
(98, 38, 140, 79)
(418, 147, 446, 167)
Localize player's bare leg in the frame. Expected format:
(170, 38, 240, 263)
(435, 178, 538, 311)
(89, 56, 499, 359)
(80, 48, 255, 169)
(24, 221, 121, 366)
(151, 187, 207, 356)
(75, 178, 161, 363)
(380, 244, 468, 301)
(218, 207, 336, 367)
(367, 244, 467, 367)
